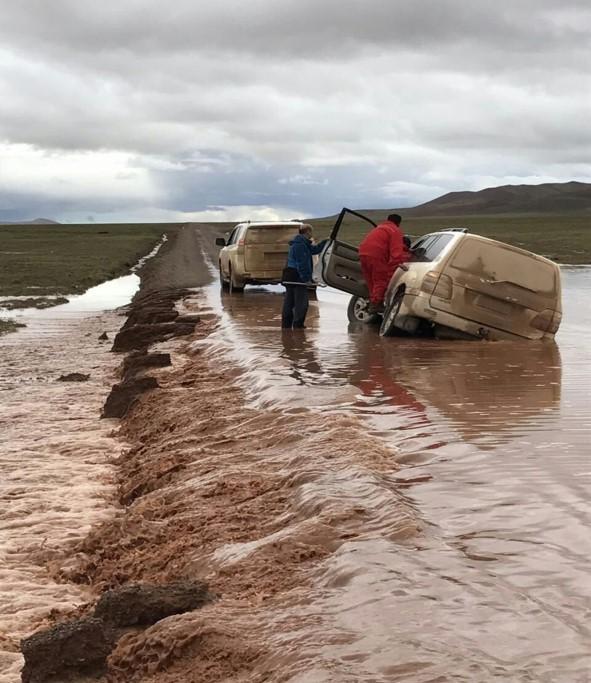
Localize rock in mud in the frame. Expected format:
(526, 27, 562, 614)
(56, 372, 90, 382)
(98, 331, 109, 341)
(121, 351, 172, 380)
(126, 307, 179, 326)
(20, 617, 113, 683)
(111, 321, 196, 353)
(175, 314, 201, 324)
(93, 582, 212, 627)
(102, 376, 159, 418)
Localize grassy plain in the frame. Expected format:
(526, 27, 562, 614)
(0, 224, 179, 297)
(309, 212, 591, 264)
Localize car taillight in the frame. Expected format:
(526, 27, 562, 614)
(420, 271, 453, 299)
(434, 274, 453, 299)
(531, 309, 561, 334)
(420, 271, 439, 294)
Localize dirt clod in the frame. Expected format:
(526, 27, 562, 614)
(122, 352, 172, 381)
(20, 617, 113, 683)
(56, 372, 90, 382)
(102, 376, 159, 418)
(93, 581, 213, 627)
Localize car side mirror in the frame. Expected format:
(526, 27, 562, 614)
(215, 237, 226, 247)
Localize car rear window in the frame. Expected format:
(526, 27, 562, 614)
(245, 225, 299, 244)
(450, 238, 557, 295)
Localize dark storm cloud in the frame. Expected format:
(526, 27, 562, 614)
(2, 1, 590, 58)
(0, 1, 590, 220)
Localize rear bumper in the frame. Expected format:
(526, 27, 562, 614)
(400, 293, 549, 341)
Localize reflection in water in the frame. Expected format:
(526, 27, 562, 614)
(279, 331, 324, 385)
(218, 286, 562, 448)
(207, 272, 591, 681)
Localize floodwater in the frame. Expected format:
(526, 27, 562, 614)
(204, 268, 591, 682)
(0, 274, 139, 681)
(2, 264, 590, 682)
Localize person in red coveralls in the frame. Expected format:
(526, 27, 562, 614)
(358, 213, 408, 314)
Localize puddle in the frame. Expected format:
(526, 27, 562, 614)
(198, 267, 591, 680)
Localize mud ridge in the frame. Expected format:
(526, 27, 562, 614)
(20, 227, 419, 681)
(48, 301, 418, 681)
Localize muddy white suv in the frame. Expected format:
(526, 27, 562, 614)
(319, 208, 562, 341)
(216, 221, 306, 292)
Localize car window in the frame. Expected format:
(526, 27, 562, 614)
(227, 227, 241, 245)
(412, 234, 455, 261)
(423, 234, 455, 260)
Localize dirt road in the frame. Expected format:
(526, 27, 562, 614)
(137, 223, 220, 293)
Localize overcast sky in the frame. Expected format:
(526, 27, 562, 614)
(1, 0, 590, 222)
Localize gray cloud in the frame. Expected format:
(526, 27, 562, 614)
(0, 1, 590, 221)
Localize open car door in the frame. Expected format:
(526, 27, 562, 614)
(320, 208, 376, 297)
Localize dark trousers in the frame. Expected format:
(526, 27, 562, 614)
(282, 284, 309, 328)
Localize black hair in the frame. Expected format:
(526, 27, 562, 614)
(387, 213, 402, 225)
(403, 235, 411, 249)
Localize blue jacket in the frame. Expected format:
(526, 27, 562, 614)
(286, 234, 327, 282)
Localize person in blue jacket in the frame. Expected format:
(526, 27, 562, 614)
(281, 225, 327, 329)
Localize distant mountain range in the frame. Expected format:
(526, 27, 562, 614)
(404, 181, 591, 216)
(0, 217, 59, 225)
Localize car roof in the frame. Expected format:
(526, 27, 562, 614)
(422, 230, 558, 267)
(236, 221, 306, 227)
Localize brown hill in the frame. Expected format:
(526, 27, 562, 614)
(0, 217, 59, 225)
(405, 181, 591, 216)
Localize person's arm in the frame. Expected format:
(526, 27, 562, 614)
(294, 240, 313, 281)
(388, 229, 405, 267)
(310, 239, 328, 256)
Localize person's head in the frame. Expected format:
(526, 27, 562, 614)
(299, 225, 313, 239)
(387, 213, 402, 226)
(403, 235, 412, 249)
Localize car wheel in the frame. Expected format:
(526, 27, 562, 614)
(379, 291, 403, 337)
(229, 266, 244, 294)
(347, 295, 380, 324)
(219, 264, 229, 290)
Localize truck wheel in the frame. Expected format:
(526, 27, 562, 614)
(379, 292, 403, 337)
(347, 295, 380, 324)
(219, 264, 229, 290)
(229, 266, 244, 294)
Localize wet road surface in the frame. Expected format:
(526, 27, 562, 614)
(202, 267, 591, 682)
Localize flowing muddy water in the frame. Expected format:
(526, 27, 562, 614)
(0, 274, 140, 681)
(202, 268, 591, 681)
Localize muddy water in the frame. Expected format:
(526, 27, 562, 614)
(205, 268, 591, 681)
(0, 277, 139, 681)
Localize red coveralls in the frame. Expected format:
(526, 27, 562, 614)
(358, 220, 407, 305)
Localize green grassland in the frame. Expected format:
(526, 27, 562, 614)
(0, 224, 180, 297)
(309, 212, 591, 264)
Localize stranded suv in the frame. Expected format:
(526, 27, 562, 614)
(319, 208, 562, 341)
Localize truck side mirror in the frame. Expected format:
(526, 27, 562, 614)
(215, 237, 226, 247)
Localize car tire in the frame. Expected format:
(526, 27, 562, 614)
(219, 264, 229, 290)
(347, 295, 380, 325)
(379, 291, 403, 337)
(229, 266, 244, 294)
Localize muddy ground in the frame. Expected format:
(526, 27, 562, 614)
(16, 224, 414, 682)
